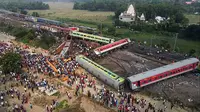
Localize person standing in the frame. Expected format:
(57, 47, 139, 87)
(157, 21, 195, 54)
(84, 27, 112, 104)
(24, 87, 27, 93)
(46, 105, 49, 112)
(30, 103, 32, 109)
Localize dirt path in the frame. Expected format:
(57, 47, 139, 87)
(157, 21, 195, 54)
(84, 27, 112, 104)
(0, 32, 15, 42)
(9, 98, 44, 112)
(80, 97, 113, 112)
(134, 93, 189, 112)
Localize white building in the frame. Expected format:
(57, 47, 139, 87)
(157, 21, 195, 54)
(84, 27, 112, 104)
(155, 16, 164, 23)
(138, 13, 145, 21)
(119, 4, 136, 22)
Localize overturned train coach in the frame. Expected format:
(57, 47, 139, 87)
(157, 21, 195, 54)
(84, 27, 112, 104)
(76, 55, 125, 90)
(127, 58, 199, 90)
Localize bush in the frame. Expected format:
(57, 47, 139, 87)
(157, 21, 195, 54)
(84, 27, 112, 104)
(0, 22, 57, 50)
(55, 100, 69, 111)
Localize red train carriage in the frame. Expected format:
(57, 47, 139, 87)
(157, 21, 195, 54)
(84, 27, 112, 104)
(94, 38, 131, 55)
(127, 58, 199, 90)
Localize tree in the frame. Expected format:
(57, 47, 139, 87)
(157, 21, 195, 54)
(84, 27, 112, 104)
(0, 52, 22, 74)
(20, 10, 28, 15)
(32, 12, 40, 17)
(0, 1, 49, 12)
(179, 25, 200, 41)
(189, 49, 196, 56)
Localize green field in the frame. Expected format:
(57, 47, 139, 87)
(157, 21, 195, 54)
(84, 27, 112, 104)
(113, 28, 200, 56)
(28, 2, 114, 25)
(185, 14, 200, 24)
(28, 2, 200, 56)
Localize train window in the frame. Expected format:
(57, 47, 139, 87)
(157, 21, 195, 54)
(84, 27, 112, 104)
(181, 68, 183, 71)
(141, 81, 144, 84)
(149, 79, 151, 82)
(181, 68, 184, 71)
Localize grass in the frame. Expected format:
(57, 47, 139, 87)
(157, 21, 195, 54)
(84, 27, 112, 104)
(185, 14, 200, 24)
(28, 2, 113, 26)
(27, 2, 200, 56)
(52, 91, 60, 96)
(114, 28, 200, 56)
(55, 100, 69, 112)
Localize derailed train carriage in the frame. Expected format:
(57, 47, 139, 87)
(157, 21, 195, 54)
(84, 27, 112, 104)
(127, 58, 199, 90)
(76, 55, 125, 90)
(70, 31, 115, 44)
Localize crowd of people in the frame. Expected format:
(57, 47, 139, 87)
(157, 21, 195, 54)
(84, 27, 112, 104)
(0, 64, 37, 111)
(0, 41, 173, 112)
(67, 72, 169, 112)
(0, 42, 66, 111)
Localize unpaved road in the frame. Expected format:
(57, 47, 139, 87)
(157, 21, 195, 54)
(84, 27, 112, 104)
(0, 32, 15, 42)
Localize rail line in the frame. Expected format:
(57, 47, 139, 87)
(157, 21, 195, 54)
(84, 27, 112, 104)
(107, 57, 128, 74)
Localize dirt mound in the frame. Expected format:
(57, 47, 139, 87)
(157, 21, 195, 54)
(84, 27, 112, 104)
(59, 96, 85, 112)
(33, 95, 55, 107)
(80, 96, 114, 112)
(60, 104, 85, 112)
(59, 96, 114, 112)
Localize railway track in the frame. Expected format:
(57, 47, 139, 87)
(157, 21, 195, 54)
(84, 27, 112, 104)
(107, 56, 128, 74)
(133, 52, 167, 65)
(109, 55, 151, 75)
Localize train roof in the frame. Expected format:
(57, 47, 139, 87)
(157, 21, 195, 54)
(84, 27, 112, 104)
(77, 55, 125, 83)
(37, 17, 61, 23)
(95, 38, 130, 52)
(71, 31, 113, 41)
(127, 58, 199, 82)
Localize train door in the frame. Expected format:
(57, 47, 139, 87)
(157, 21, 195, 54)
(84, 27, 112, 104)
(137, 81, 140, 87)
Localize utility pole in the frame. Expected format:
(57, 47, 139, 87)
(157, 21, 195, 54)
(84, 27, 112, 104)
(173, 33, 178, 52)
(101, 22, 102, 36)
(150, 36, 154, 53)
